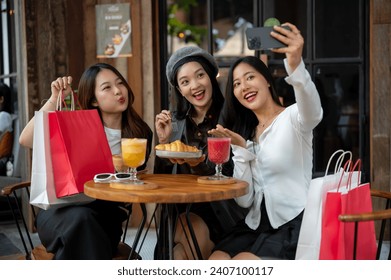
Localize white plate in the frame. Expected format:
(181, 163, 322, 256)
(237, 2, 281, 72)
(156, 150, 202, 159)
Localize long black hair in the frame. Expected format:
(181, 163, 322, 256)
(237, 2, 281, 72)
(170, 56, 224, 120)
(220, 56, 282, 140)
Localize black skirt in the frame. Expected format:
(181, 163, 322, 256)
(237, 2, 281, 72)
(212, 201, 303, 260)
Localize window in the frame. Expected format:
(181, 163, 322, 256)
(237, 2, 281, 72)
(0, 0, 17, 113)
(0, 0, 27, 182)
(160, 0, 368, 177)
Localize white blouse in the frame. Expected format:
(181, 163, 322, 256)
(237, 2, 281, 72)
(232, 59, 323, 230)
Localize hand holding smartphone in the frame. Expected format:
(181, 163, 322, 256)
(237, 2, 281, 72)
(246, 25, 291, 50)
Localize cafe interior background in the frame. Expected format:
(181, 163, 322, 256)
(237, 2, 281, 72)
(0, 0, 390, 244)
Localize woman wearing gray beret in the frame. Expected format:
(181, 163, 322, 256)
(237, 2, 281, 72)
(154, 46, 247, 259)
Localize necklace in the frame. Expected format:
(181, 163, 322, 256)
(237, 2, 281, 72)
(254, 108, 284, 143)
(258, 108, 283, 128)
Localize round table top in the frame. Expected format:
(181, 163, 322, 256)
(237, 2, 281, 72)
(84, 173, 248, 204)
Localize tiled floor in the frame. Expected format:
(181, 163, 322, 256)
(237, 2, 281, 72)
(0, 220, 157, 260)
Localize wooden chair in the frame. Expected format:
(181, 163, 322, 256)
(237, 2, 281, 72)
(1, 181, 140, 260)
(339, 189, 391, 260)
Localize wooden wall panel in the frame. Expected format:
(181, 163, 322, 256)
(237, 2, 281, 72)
(66, 1, 85, 86)
(25, 0, 69, 119)
(373, 0, 391, 24)
(81, 0, 143, 116)
(370, 0, 391, 239)
(370, 0, 391, 193)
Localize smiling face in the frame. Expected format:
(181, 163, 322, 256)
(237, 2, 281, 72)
(92, 68, 129, 115)
(176, 61, 213, 111)
(232, 62, 273, 112)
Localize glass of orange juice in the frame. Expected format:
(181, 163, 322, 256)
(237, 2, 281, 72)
(121, 138, 147, 184)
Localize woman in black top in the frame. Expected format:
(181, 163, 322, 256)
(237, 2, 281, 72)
(154, 46, 246, 259)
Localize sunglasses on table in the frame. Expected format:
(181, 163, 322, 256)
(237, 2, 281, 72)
(93, 173, 131, 183)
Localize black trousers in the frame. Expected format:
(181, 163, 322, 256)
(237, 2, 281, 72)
(35, 200, 127, 260)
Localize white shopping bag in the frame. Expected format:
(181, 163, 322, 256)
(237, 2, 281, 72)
(295, 150, 360, 260)
(30, 111, 94, 210)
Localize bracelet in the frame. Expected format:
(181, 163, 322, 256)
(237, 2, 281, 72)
(41, 98, 56, 106)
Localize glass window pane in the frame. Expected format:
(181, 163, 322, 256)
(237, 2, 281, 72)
(313, 65, 360, 173)
(166, 0, 209, 55)
(264, 0, 307, 60)
(314, 0, 361, 58)
(212, 0, 254, 62)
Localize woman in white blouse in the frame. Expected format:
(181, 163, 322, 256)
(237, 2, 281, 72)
(208, 23, 323, 260)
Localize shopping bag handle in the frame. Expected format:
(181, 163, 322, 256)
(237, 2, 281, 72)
(347, 159, 361, 191)
(335, 151, 352, 173)
(56, 88, 77, 111)
(337, 159, 361, 192)
(325, 150, 353, 175)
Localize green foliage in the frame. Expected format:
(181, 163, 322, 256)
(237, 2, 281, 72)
(167, 0, 207, 45)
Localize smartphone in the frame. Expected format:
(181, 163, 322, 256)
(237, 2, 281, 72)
(246, 26, 290, 50)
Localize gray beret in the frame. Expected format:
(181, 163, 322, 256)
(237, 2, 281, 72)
(166, 46, 218, 86)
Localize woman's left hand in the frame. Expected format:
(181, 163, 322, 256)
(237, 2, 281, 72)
(269, 22, 304, 72)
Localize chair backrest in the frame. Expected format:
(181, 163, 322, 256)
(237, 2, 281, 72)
(339, 189, 391, 260)
(11, 114, 21, 177)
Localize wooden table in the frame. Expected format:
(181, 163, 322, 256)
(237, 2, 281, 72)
(84, 174, 248, 259)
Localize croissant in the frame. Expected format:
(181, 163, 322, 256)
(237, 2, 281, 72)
(155, 140, 199, 152)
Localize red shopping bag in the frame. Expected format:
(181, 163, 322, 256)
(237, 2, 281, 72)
(30, 111, 95, 209)
(49, 109, 114, 198)
(319, 160, 377, 260)
(295, 150, 358, 260)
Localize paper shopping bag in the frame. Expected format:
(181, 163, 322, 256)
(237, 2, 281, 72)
(49, 109, 114, 198)
(295, 150, 360, 260)
(30, 111, 95, 210)
(341, 182, 377, 259)
(319, 160, 377, 260)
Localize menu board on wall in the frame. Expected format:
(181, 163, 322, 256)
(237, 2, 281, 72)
(95, 3, 132, 58)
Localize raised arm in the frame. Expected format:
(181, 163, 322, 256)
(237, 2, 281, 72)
(272, 23, 322, 130)
(19, 76, 73, 148)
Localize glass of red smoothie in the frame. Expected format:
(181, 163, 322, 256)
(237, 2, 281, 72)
(207, 137, 231, 180)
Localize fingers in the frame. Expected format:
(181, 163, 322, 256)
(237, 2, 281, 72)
(155, 110, 172, 123)
(51, 76, 73, 90)
(187, 155, 206, 167)
(168, 154, 206, 167)
(271, 24, 303, 49)
(175, 155, 206, 167)
(208, 124, 230, 137)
